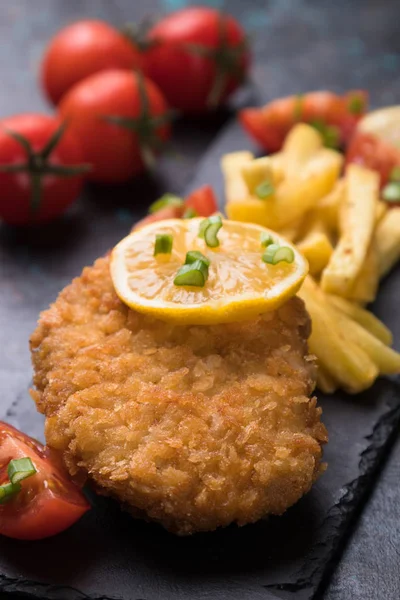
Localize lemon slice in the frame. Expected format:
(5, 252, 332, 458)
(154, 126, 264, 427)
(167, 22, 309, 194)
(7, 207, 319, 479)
(110, 218, 308, 325)
(358, 106, 400, 149)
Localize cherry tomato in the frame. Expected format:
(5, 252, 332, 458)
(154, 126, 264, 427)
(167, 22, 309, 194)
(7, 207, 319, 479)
(184, 185, 218, 216)
(240, 90, 368, 152)
(0, 422, 89, 540)
(346, 131, 400, 188)
(42, 20, 142, 105)
(59, 69, 171, 184)
(134, 205, 184, 230)
(0, 114, 88, 226)
(143, 7, 250, 113)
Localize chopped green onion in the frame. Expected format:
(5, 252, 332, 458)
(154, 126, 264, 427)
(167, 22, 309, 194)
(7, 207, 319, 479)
(154, 233, 173, 256)
(149, 194, 183, 214)
(8, 457, 37, 485)
(262, 244, 295, 265)
(390, 166, 400, 182)
(174, 259, 209, 287)
(0, 457, 37, 505)
(310, 120, 340, 149)
(183, 207, 198, 219)
(382, 182, 400, 203)
(198, 215, 223, 248)
(255, 180, 275, 199)
(293, 94, 303, 121)
(260, 232, 275, 247)
(204, 216, 223, 248)
(348, 95, 364, 115)
(185, 250, 210, 267)
(0, 482, 21, 505)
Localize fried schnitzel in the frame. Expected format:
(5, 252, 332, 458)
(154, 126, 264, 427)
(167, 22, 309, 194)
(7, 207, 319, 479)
(30, 256, 327, 534)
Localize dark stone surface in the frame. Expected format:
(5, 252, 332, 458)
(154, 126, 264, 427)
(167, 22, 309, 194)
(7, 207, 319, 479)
(0, 1, 400, 599)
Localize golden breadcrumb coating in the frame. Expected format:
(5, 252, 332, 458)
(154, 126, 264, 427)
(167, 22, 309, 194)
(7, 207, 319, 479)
(30, 256, 327, 535)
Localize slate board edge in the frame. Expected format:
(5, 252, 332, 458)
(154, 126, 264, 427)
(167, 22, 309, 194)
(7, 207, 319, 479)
(265, 385, 400, 600)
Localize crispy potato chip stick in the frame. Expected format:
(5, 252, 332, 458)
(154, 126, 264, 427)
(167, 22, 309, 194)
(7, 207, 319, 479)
(325, 295, 393, 346)
(321, 164, 379, 295)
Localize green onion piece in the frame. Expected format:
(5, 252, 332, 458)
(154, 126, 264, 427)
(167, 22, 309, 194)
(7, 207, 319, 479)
(255, 180, 275, 199)
(154, 233, 173, 256)
(293, 94, 303, 121)
(198, 218, 209, 239)
(185, 250, 210, 267)
(263, 244, 295, 265)
(0, 481, 21, 505)
(260, 232, 275, 247)
(8, 457, 37, 485)
(310, 120, 340, 149)
(390, 166, 400, 182)
(382, 182, 400, 203)
(348, 95, 364, 115)
(149, 194, 183, 214)
(174, 259, 209, 287)
(204, 215, 223, 248)
(183, 207, 198, 219)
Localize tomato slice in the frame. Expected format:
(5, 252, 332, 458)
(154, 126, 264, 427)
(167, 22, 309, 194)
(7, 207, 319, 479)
(346, 131, 400, 188)
(0, 422, 89, 540)
(239, 90, 368, 152)
(133, 205, 184, 231)
(184, 185, 218, 216)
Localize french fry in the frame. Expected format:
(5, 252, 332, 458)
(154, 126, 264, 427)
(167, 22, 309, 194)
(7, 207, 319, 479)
(282, 123, 323, 176)
(268, 148, 343, 230)
(298, 232, 334, 276)
(321, 164, 379, 295)
(375, 207, 400, 279)
(317, 366, 338, 394)
(375, 200, 387, 224)
(299, 278, 379, 393)
(226, 197, 271, 227)
(328, 304, 400, 375)
(241, 156, 284, 195)
(313, 178, 345, 235)
(344, 240, 379, 304)
(325, 294, 393, 346)
(221, 151, 254, 203)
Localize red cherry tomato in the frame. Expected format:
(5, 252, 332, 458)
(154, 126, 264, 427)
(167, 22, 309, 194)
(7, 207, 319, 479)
(134, 205, 184, 231)
(0, 422, 89, 540)
(240, 90, 368, 152)
(143, 7, 250, 113)
(42, 20, 142, 105)
(0, 114, 87, 226)
(59, 69, 171, 184)
(184, 185, 218, 216)
(346, 131, 400, 188)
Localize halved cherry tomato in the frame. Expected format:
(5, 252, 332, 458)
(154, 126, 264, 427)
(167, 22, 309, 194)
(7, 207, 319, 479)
(240, 90, 368, 152)
(59, 69, 171, 183)
(143, 7, 250, 113)
(133, 205, 184, 230)
(184, 185, 218, 216)
(42, 20, 142, 105)
(346, 131, 400, 188)
(0, 422, 89, 540)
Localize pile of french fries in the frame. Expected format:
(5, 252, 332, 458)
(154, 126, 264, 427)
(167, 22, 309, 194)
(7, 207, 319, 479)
(222, 124, 400, 394)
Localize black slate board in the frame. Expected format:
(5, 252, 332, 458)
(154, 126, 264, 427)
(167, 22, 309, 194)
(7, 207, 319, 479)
(1, 115, 400, 600)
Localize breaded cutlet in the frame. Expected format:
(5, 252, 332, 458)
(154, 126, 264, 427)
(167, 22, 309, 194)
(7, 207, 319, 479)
(30, 255, 327, 535)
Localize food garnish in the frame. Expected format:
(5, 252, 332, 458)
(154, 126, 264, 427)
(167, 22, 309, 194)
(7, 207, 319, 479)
(154, 233, 173, 256)
(0, 458, 37, 504)
(262, 244, 295, 265)
(111, 218, 307, 325)
(255, 180, 275, 199)
(0, 422, 89, 540)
